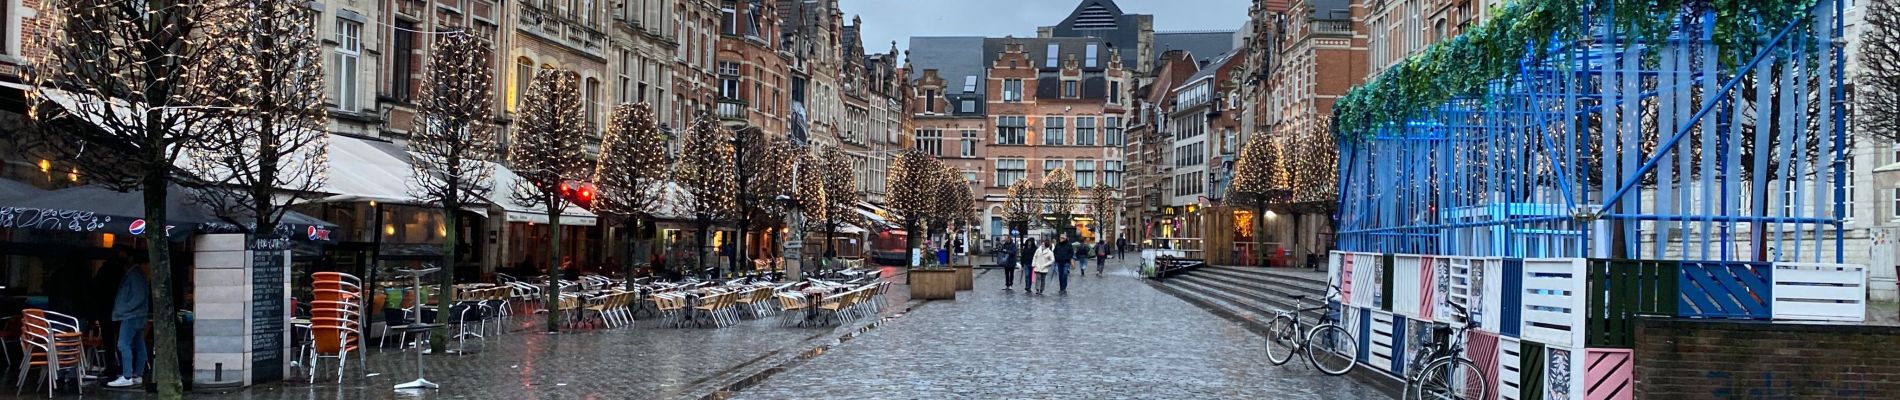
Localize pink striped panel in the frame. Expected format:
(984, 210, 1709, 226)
(1341, 255, 1355, 306)
(1419, 256, 1437, 321)
(1584, 349, 1633, 400)
(1466, 330, 1500, 400)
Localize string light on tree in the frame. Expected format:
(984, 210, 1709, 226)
(510, 67, 594, 333)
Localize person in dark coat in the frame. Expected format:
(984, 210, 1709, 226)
(1018, 238, 1037, 289)
(1094, 240, 1108, 275)
(1053, 234, 1074, 294)
(998, 240, 1018, 290)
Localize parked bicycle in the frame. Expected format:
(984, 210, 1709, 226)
(1401, 303, 1490, 400)
(1264, 282, 1359, 375)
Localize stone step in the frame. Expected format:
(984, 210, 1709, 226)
(1172, 274, 1323, 322)
(1188, 267, 1329, 298)
(1204, 265, 1334, 286)
(1150, 278, 1279, 331)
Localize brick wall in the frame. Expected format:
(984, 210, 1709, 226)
(1634, 317, 1900, 399)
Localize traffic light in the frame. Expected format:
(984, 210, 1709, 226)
(559, 181, 596, 210)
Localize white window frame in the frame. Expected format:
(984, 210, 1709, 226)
(333, 18, 363, 112)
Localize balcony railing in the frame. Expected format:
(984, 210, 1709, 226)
(1314, 19, 1354, 36)
(716, 98, 748, 121)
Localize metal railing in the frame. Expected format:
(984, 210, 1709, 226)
(716, 98, 747, 121)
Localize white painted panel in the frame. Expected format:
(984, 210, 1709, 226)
(1772, 262, 1867, 321)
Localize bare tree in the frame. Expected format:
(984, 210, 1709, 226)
(931, 164, 976, 254)
(1226, 133, 1286, 267)
(407, 32, 498, 347)
(1864, 0, 1900, 143)
(592, 102, 671, 289)
(189, 0, 329, 236)
(675, 115, 738, 277)
(25, 0, 232, 395)
(510, 67, 594, 333)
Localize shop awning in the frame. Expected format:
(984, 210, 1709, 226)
(0, 183, 338, 242)
(490, 165, 597, 226)
(648, 181, 695, 221)
(0, 178, 48, 201)
(318, 134, 423, 205)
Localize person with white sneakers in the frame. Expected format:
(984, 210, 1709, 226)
(106, 259, 149, 389)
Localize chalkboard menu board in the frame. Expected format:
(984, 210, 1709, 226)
(249, 238, 289, 383)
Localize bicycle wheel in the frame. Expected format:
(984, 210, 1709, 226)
(1304, 323, 1359, 376)
(1409, 358, 1489, 400)
(1264, 314, 1299, 365)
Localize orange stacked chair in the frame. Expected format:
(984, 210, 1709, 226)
(17, 309, 84, 398)
(306, 272, 365, 383)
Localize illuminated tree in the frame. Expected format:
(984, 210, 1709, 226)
(930, 164, 976, 250)
(1040, 168, 1079, 237)
(675, 116, 738, 276)
(811, 148, 862, 265)
(887, 149, 943, 263)
(509, 68, 593, 333)
(1087, 184, 1117, 242)
(25, 0, 232, 395)
(592, 102, 671, 289)
(188, 0, 329, 236)
(729, 127, 796, 276)
(406, 32, 498, 344)
(1229, 114, 1338, 266)
(1001, 179, 1040, 238)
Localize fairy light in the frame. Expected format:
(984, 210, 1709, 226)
(677, 114, 738, 220)
(408, 31, 500, 208)
(591, 102, 671, 216)
(510, 67, 595, 210)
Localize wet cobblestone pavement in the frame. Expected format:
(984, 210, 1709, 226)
(732, 258, 1390, 399)
(2, 270, 913, 400)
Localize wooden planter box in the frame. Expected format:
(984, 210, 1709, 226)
(909, 268, 958, 300)
(953, 265, 974, 290)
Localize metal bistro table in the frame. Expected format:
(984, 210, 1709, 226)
(392, 267, 442, 391)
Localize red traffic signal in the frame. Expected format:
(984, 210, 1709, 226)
(559, 180, 597, 210)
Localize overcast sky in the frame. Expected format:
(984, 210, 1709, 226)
(838, 0, 1250, 54)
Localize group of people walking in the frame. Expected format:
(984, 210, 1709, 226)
(997, 234, 1110, 295)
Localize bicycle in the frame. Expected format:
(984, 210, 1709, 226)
(1401, 303, 1490, 400)
(1264, 282, 1359, 375)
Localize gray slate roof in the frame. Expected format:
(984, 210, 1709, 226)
(1151, 31, 1237, 68)
(907, 36, 989, 95)
(1185, 48, 1239, 84)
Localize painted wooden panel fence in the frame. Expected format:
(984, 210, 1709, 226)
(1584, 259, 1679, 348)
(1770, 263, 1867, 321)
(1332, 252, 1352, 305)
(1468, 330, 1503, 400)
(1520, 341, 1547, 400)
(1678, 261, 1773, 318)
(1393, 254, 1425, 318)
(1357, 307, 1373, 364)
(1353, 252, 1381, 308)
(1522, 258, 1588, 348)
(1370, 309, 1399, 375)
(1447, 256, 1476, 326)
(1478, 258, 1505, 333)
(1502, 258, 1525, 338)
(1545, 345, 1584, 400)
(1583, 348, 1634, 400)
(1500, 336, 1525, 400)
(1422, 256, 1448, 321)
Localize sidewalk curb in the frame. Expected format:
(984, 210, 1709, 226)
(1145, 279, 1406, 399)
(667, 282, 933, 400)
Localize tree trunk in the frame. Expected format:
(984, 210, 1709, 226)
(735, 220, 747, 279)
(430, 203, 459, 352)
(1256, 203, 1268, 268)
(697, 217, 712, 279)
(544, 205, 564, 333)
(140, 169, 182, 398)
(624, 217, 640, 291)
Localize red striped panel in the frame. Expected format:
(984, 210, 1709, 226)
(1466, 330, 1501, 400)
(1342, 255, 1355, 306)
(1584, 349, 1633, 400)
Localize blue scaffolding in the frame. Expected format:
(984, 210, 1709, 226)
(1335, 0, 1850, 263)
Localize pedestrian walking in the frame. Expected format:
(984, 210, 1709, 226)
(999, 240, 1018, 290)
(1053, 234, 1074, 294)
(1094, 240, 1108, 275)
(1019, 237, 1037, 289)
(1076, 238, 1091, 277)
(106, 257, 150, 388)
(1032, 239, 1055, 294)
